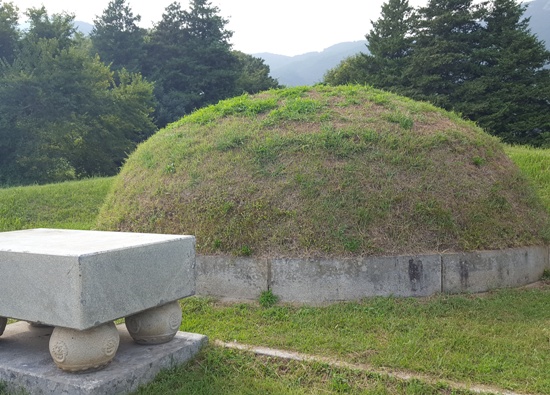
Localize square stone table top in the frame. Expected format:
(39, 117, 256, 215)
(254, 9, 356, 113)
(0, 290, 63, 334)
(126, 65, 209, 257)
(0, 229, 195, 330)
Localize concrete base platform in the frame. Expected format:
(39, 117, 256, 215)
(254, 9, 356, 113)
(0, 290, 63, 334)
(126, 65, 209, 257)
(0, 322, 207, 395)
(196, 246, 550, 303)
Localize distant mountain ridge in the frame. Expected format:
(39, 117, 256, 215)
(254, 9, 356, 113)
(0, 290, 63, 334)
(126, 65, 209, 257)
(254, 41, 368, 87)
(75, 21, 94, 35)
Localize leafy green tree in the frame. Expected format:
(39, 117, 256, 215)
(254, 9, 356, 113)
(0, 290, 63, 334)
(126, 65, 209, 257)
(144, 0, 239, 127)
(323, 53, 371, 86)
(91, 0, 145, 73)
(0, 9, 79, 183)
(0, 1, 18, 63)
(22, 6, 77, 50)
(0, 8, 156, 185)
(232, 51, 280, 94)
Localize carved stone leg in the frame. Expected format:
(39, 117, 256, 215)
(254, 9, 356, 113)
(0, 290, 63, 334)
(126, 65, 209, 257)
(49, 321, 120, 372)
(0, 317, 7, 336)
(125, 301, 182, 345)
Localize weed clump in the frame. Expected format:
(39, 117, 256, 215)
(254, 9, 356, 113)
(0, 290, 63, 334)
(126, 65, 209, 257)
(259, 290, 279, 308)
(96, 85, 550, 257)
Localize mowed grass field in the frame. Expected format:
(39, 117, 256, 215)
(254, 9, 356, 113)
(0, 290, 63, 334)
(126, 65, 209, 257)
(0, 177, 114, 232)
(1, 145, 550, 394)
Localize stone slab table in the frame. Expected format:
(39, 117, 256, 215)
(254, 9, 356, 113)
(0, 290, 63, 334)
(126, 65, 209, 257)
(0, 228, 195, 372)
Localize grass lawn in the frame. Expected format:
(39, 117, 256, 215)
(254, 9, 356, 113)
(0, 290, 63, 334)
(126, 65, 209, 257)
(132, 345, 480, 395)
(126, 283, 550, 394)
(0, 177, 113, 232)
(163, 284, 550, 395)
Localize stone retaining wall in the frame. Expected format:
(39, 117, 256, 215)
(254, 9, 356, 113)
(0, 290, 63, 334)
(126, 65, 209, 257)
(196, 246, 549, 304)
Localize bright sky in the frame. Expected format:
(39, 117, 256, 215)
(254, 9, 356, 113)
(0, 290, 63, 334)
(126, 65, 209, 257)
(11, 0, 433, 56)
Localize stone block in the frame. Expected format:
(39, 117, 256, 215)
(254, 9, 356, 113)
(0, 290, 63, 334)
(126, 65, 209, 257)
(270, 255, 442, 303)
(196, 255, 268, 300)
(0, 228, 195, 330)
(442, 246, 549, 293)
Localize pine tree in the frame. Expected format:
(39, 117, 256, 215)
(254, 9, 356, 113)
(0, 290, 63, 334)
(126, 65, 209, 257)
(326, 0, 550, 146)
(456, 0, 550, 144)
(404, 0, 486, 109)
(91, 0, 145, 73)
(323, 0, 415, 89)
(143, 0, 238, 127)
(364, 0, 415, 91)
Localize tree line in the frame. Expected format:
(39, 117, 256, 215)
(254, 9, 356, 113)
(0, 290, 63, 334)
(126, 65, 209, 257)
(0, 0, 279, 186)
(324, 0, 550, 147)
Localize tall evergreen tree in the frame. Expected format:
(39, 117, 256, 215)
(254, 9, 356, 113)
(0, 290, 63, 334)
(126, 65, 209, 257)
(323, 0, 415, 89)
(404, 0, 486, 109)
(144, 0, 238, 127)
(0, 1, 18, 174)
(0, 1, 18, 63)
(364, 0, 416, 91)
(456, 0, 550, 144)
(324, 0, 550, 145)
(91, 0, 145, 73)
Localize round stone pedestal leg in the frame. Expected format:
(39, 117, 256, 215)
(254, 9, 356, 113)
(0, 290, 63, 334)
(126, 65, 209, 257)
(125, 301, 182, 345)
(49, 322, 120, 372)
(0, 317, 7, 336)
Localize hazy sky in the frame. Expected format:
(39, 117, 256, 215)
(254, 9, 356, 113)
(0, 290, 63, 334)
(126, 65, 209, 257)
(11, 0, 432, 56)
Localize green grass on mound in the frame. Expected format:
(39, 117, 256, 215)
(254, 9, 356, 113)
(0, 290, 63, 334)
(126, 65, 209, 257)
(0, 177, 113, 232)
(504, 144, 550, 214)
(96, 85, 550, 257)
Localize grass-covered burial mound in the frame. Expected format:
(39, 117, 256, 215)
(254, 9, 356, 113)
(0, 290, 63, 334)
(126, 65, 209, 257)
(97, 85, 549, 257)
